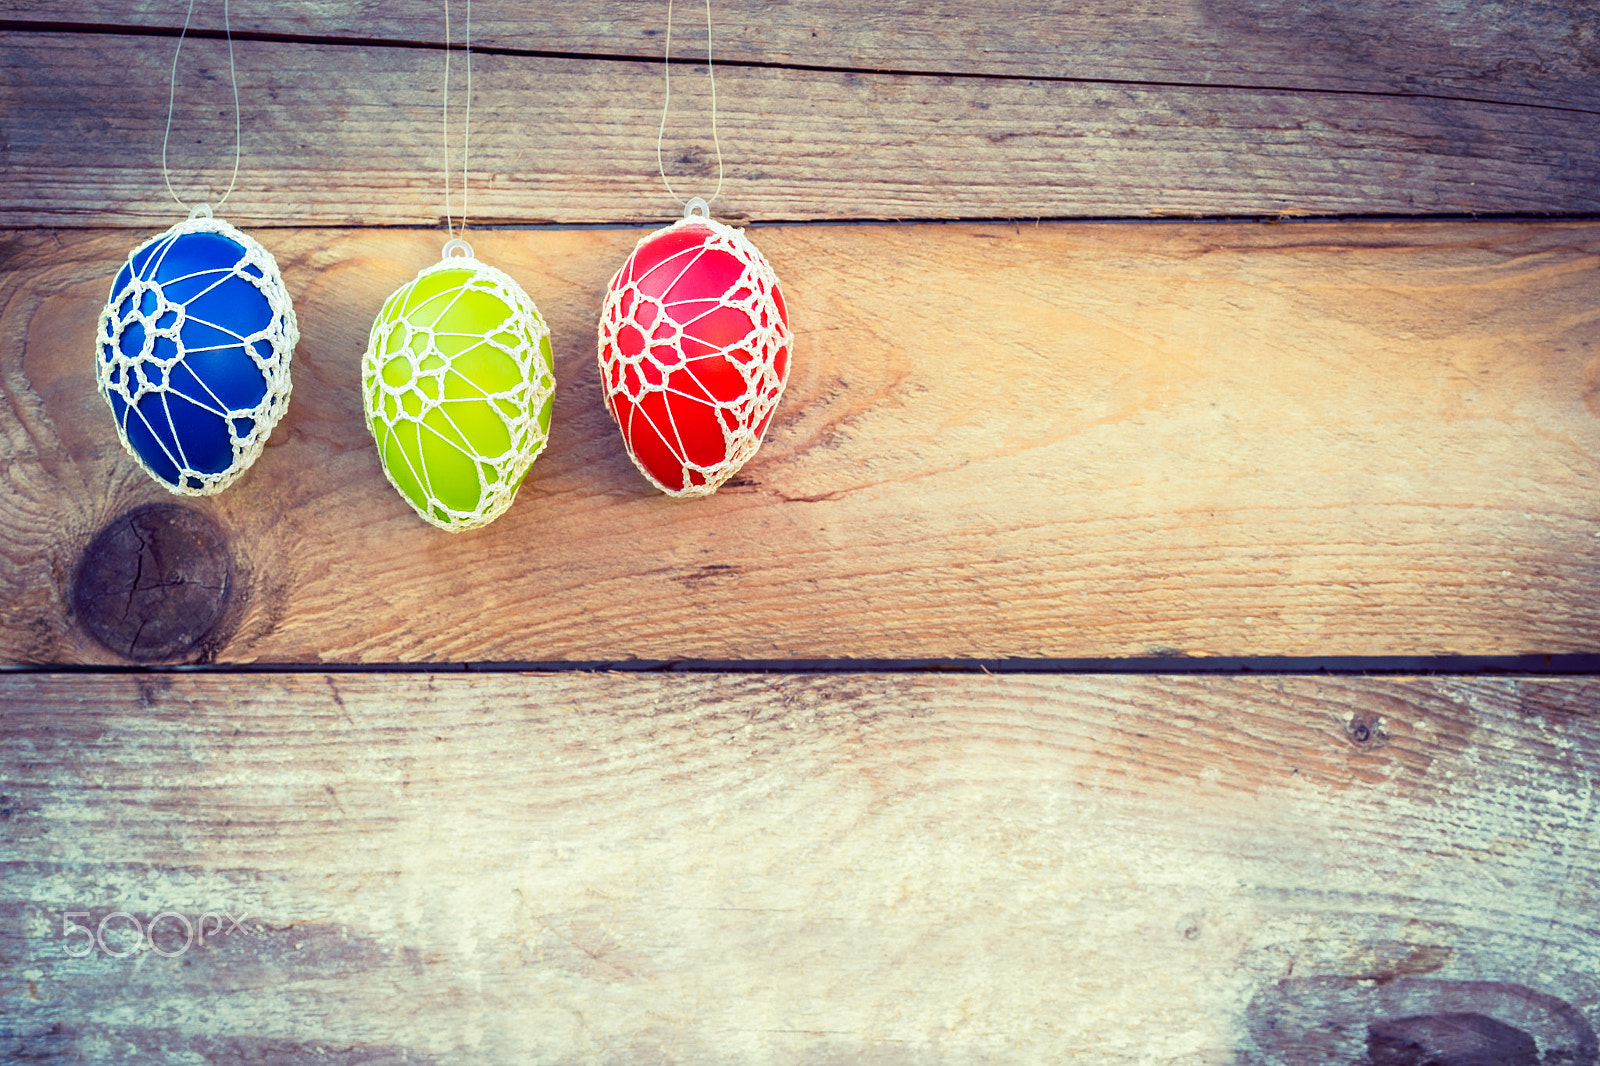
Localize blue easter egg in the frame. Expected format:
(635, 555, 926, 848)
(96, 212, 297, 494)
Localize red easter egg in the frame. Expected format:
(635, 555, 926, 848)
(598, 215, 792, 497)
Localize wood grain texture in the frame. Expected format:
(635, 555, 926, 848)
(4, 29, 1599, 227)
(1, 673, 1596, 1064)
(17, 0, 1600, 110)
(3, 221, 1599, 665)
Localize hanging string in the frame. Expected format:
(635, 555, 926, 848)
(656, 0, 724, 209)
(442, 0, 472, 240)
(162, 0, 242, 210)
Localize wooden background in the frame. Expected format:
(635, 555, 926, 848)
(2, 2, 1598, 1063)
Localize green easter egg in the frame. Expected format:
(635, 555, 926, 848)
(362, 251, 555, 530)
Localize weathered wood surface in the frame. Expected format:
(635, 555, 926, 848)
(1, 673, 1595, 1064)
(18, 0, 1600, 110)
(3, 221, 1598, 665)
(4, 28, 1599, 227)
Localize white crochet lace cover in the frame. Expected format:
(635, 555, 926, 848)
(597, 213, 792, 498)
(95, 208, 297, 496)
(361, 248, 555, 531)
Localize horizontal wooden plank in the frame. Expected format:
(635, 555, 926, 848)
(3, 31, 1598, 227)
(1, 673, 1596, 1064)
(3, 221, 1599, 664)
(19, 0, 1600, 111)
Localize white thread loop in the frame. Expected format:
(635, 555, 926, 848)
(656, 0, 724, 211)
(442, 237, 475, 260)
(162, 0, 242, 211)
(683, 196, 710, 220)
(443, 0, 472, 244)
(188, 203, 215, 220)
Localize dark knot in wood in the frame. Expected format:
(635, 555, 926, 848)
(71, 503, 232, 663)
(1368, 1012, 1539, 1066)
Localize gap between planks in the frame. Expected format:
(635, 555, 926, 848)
(6, 655, 1600, 676)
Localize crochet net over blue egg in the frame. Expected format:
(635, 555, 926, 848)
(96, 215, 297, 495)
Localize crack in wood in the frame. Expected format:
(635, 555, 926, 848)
(4, 18, 1599, 117)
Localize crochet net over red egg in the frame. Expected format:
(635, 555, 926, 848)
(597, 216, 792, 497)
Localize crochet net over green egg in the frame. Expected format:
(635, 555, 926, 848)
(362, 255, 555, 530)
